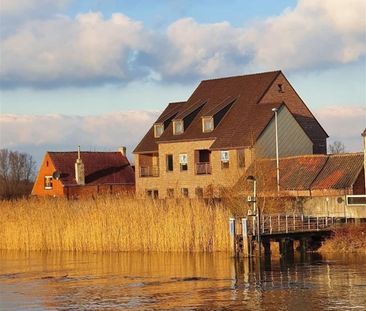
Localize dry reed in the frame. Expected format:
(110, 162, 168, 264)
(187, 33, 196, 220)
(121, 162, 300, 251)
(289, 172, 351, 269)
(0, 196, 231, 252)
(319, 224, 366, 254)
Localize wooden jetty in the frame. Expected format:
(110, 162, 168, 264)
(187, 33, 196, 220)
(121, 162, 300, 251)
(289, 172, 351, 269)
(229, 215, 350, 257)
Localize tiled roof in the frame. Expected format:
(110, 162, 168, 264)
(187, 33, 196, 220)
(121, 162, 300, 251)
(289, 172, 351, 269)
(48, 151, 135, 186)
(241, 153, 364, 192)
(134, 70, 327, 153)
(133, 102, 183, 153)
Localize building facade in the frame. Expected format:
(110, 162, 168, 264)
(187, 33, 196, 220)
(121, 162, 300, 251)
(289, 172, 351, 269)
(134, 71, 328, 199)
(32, 149, 135, 198)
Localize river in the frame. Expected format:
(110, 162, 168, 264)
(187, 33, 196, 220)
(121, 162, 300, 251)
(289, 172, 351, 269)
(0, 251, 365, 310)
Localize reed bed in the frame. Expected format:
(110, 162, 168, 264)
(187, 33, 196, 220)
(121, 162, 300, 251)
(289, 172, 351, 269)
(0, 197, 232, 252)
(319, 224, 366, 254)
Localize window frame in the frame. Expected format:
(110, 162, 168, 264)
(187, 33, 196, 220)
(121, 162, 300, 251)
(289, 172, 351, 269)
(44, 175, 53, 190)
(202, 116, 214, 133)
(173, 119, 184, 135)
(154, 123, 164, 138)
(181, 188, 189, 198)
(179, 153, 188, 171)
(237, 149, 245, 168)
(166, 154, 174, 172)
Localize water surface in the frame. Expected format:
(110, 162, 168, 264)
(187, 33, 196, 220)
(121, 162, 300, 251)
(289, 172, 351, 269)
(1, 251, 366, 310)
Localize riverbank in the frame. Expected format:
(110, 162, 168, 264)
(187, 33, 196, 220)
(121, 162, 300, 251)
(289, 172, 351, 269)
(0, 197, 231, 252)
(319, 224, 366, 254)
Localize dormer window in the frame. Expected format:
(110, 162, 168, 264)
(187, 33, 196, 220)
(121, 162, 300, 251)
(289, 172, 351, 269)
(154, 123, 164, 138)
(202, 116, 214, 133)
(173, 119, 184, 135)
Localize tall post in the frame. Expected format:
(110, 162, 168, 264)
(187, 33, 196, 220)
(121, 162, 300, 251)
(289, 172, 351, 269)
(362, 129, 366, 194)
(272, 108, 280, 193)
(254, 179, 261, 258)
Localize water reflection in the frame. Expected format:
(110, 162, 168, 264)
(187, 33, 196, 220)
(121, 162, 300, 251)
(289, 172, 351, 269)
(0, 251, 366, 310)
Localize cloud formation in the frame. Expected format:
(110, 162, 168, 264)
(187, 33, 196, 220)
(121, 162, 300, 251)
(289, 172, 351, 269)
(1, 106, 364, 166)
(0, 0, 365, 88)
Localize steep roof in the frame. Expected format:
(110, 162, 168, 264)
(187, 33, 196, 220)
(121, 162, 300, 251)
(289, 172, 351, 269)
(240, 153, 364, 192)
(134, 70, 327, 153)
(48, 151, 135, 186)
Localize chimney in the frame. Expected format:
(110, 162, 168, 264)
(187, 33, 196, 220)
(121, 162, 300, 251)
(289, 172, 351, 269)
(119, 146, 127, 157)
(75, 146, 85, 185)
(362, 129, 366, 194)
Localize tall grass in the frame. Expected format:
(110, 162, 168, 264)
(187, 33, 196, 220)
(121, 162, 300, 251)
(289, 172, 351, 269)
(0, 197, 232, 252)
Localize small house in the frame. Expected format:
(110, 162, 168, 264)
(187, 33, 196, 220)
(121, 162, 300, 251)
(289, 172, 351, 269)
(32, 148, 135, 198)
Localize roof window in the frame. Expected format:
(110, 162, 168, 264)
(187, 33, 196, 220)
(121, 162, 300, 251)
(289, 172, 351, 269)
(173, 119, 184, 135)
(154, 123, 164, 138)
(202, 116, 214, 133)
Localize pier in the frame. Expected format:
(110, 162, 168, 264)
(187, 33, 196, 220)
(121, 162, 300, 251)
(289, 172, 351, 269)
(229, 215, 352, 257)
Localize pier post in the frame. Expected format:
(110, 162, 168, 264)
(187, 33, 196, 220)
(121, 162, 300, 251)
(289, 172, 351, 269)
(229, 218, 236, 256)
(262, 239, 271, 257)
(279, 238, 294, 256)
(241, 218, 251, 257)
(299, 237, 309, 253)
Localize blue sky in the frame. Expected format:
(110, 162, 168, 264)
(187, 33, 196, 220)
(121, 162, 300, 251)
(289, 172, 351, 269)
(0, 0, 365, 165)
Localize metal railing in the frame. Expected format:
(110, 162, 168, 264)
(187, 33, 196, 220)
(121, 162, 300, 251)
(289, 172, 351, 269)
(248, 214, 338, 236)
(195, 162, 212, 175)
(140, 166, 159, 177)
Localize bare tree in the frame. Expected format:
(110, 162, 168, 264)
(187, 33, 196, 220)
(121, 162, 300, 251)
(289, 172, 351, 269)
(0, 149, 36, 199)
(328, 141, 346, 154)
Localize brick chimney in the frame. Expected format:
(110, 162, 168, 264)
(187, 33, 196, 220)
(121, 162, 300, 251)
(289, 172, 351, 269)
(119, 146, 127, 157)
(362, 129, 366, 194)
(75, 146, 85, 185)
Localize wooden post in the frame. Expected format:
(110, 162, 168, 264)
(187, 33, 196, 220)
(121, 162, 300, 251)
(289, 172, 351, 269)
(241, 218, 251, 257)
(229, 218, 236, 255)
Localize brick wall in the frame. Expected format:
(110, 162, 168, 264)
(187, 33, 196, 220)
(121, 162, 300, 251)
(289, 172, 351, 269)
(31, 153, 64, 196)
(135, 140, 253, 198)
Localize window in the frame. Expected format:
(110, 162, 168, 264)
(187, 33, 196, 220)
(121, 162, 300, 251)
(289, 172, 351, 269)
(179, 153, 188, 171)
(237, 149, 245, 168)
(181, 188, 189, 198)
(166, 154, 173, 172)
(167, 188, 174, 198)
(195, 187, 203, 198)
(44, 176, 53, 189)
(221, 150, 229, 169)
(202, 116, 214, 133)
(146, 189, 159, 199)
(173, 119, 184, 135)
(154, 123, 164, 138)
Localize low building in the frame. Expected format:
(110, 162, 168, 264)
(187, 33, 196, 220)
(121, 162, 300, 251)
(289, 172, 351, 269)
(133, 70, 328, 199)
(240, 152, 365, 218)
(32, 148, 135, 198)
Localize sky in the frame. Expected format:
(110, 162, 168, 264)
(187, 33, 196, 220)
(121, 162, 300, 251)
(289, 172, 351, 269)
(0, 0, 365, 166)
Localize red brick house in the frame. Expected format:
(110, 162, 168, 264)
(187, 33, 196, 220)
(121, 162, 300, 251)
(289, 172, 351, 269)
(32, 148, 135, 198)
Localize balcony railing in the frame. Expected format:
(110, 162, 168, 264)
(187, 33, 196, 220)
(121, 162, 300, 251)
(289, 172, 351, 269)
(195, 162, 212, 175)
(140, 166, 159, 177)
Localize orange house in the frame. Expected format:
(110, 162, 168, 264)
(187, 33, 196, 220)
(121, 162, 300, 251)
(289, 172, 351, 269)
(32, 148, 135, 198)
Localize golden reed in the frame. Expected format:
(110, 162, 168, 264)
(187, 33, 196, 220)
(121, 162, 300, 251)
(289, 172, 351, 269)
(0, 196, 231, 252)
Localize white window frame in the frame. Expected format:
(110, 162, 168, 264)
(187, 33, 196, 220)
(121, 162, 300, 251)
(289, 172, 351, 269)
(44, 175, 53, 190)
(154, 123, 164, 138)
(202, 116, 214, 133)
(173, 119, 184, 135)
(179, 153, 188, 171)
(220, 150, 230, 163)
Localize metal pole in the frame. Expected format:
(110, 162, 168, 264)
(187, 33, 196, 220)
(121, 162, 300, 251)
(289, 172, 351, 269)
(273, 108, 280, 193)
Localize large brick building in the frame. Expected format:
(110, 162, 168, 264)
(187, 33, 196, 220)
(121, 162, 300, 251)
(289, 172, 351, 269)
(32, 148, 135, 198)
(133, 70, 328, 199)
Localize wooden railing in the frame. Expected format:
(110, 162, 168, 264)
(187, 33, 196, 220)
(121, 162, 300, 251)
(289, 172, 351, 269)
(195, 162, 212, 175)
(140, 166, 159, 177)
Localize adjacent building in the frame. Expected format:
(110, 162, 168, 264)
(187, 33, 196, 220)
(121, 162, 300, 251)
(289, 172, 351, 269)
(133, 70, 328, 198)
(32, 148, 135, 198)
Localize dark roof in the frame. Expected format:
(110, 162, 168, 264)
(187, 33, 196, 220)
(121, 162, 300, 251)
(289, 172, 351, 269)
(240, 153, 364, 192)
(133, 102, 183, 153)
(48, 151, 135, 186)
(134, 70, 328, 153)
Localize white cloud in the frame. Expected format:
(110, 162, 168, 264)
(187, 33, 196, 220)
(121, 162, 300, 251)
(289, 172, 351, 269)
(314, 106, 366, 152)
(0, 0, 71, 17)
(0, 111, 159, 163)
(1, 12, 152, 87)
(0, 0, 365, 87)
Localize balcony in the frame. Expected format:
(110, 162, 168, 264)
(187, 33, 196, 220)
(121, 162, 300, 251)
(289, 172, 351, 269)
(195, 162, 212, 175)
(140, 166, 159, 177)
